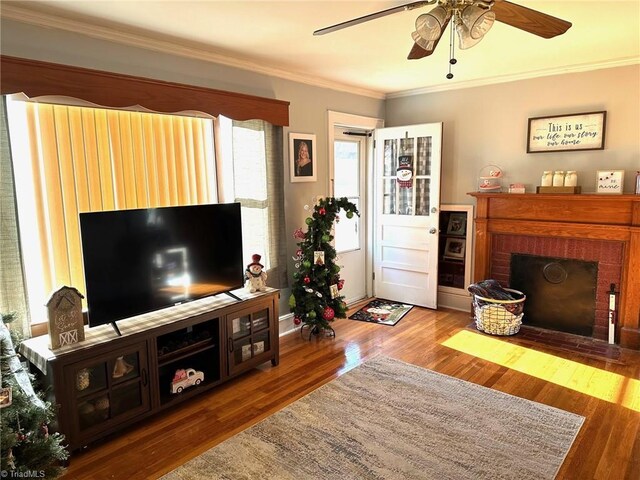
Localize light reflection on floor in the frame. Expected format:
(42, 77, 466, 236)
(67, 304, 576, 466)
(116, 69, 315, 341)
(442, 330, 640, 412)
(337, 341, 363, 375)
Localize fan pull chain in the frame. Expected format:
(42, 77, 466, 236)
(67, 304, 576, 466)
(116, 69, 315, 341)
(447, 20, 456, 80)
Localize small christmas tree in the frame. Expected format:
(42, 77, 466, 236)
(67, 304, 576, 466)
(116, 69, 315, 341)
(0, 312, 68, 478)
(289, 197, 359, 338)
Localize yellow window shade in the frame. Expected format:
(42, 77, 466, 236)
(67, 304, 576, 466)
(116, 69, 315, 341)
(22, 102, 216, 306)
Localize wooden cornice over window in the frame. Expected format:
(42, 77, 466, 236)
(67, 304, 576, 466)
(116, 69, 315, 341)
(0, 55, 290, 126)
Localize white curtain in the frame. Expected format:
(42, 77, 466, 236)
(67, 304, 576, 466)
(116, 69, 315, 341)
(0, 97, 30, 335)
(231, 120, 287, 288)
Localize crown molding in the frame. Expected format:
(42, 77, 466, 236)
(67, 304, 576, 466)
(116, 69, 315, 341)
(386, 57, 640, 98)
(1, 4, 387, 100)
(4, 4, 638, 102)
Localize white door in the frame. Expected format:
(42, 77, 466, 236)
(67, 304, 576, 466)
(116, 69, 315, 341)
(373, 123, 442, 308)
(332, 129, 367, 304)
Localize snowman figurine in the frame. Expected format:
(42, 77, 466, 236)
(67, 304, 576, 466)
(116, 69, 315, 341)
(244, 254, 268, 293)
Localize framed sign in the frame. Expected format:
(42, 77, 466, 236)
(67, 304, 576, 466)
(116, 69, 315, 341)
(289, 133, 316, 183)
(527, 111, 606, 153)
(596, 170, 624, 194)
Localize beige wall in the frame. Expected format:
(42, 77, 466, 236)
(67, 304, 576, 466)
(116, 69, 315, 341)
(386, 65, 640, 204)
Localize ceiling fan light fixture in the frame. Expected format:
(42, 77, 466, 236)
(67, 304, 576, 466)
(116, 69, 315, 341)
(411, 30, 436, 51)
(414, 6, 450, 41)
(460, 5, 495, 39)
(454, 16, 483, 50)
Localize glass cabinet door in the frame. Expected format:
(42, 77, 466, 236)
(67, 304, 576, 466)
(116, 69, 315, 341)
(68, 342, 150, 438)
(227, 306, 272, 375)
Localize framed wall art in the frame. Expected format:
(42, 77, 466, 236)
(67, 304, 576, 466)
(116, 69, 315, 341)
(527, 111, 606, 153)
(596, 170, 624, 194)
(446, 213, 467, 236)
(289, 133, 316, 183)
(443, 238, 466, 260)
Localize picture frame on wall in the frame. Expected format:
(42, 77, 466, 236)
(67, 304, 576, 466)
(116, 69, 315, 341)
(526, 111, 606, 153)
(289, 133, 316, 183)
(596, 170, 624, 194)
(443, 238, 466, 260)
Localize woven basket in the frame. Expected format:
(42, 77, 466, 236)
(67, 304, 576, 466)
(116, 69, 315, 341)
(472, 288, 526, 336)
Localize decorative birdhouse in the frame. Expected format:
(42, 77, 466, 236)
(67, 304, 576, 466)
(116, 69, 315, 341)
(47, 286, 85, 349)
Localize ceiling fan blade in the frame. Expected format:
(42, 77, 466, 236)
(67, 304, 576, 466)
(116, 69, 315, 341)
(492, 0, 572, 39)
(314, 0, 436, 36)
(408, 43, 431, 60)
(407, 17, 450, 59)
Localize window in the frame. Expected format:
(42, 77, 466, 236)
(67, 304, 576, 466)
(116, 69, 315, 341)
(5, 98, 287, 331)
(6, 98, 216, 324)
(217, 117, 287, 288)
(333, 137, 362, 253)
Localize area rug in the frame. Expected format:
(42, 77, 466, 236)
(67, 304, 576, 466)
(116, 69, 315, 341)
(348, 298, 413, 326)
(161, 356, 584, 480)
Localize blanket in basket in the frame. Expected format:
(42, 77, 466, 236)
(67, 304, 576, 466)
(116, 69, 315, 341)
(468, 279, 524, 316)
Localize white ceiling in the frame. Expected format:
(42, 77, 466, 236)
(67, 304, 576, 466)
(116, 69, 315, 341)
(3, 1, 639, 98)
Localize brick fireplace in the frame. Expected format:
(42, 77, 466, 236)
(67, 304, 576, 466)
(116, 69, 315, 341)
(469, 193, 640, 350)
(491, 236, 622, 340)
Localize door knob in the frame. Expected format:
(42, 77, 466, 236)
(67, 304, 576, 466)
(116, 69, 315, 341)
(429, 227, 437, 234)
(431, 207, 438, 213)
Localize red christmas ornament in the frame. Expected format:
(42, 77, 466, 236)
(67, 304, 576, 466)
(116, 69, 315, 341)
(303, 276, 311, 284)
(293, 316, 302, 325)
(337, 279, 345, 290)
(293, 228, 306, 240)
(323, 306, 335, 321)
(319, 207, 326, 215)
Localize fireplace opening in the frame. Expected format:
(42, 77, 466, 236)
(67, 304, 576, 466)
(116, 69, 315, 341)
(510, 254, 597, 337)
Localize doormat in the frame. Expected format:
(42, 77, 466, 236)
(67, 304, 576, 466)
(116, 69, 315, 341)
(348, 299, 413, 326)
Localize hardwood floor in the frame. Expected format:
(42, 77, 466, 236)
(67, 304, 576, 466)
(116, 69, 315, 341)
(61, 302, 640, 479)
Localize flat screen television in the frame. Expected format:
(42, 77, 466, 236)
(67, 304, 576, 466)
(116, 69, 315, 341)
(79, 203, 244, 335)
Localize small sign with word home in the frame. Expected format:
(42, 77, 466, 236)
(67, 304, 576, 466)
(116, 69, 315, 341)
(47, 286, 85, 349)
(527, 111, 606, 153)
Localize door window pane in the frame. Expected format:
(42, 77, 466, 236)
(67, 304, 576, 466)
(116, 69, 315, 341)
(383, 140, 398, 176)
(400, 137, 413, 157)
(415, 136, 432, 176)
(383, 179, 396, 214)
(335, 198, 360, 252)
(334, 141, 359, 197)
(398, 185, 413, 216)
(415, 178, 431, 216)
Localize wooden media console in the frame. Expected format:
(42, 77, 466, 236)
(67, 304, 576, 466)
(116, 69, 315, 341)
(20, 289, 279, 452)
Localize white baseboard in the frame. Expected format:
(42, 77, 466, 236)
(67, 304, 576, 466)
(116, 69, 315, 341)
(437, 290, 472, 312)
(278, 312, 298, 337)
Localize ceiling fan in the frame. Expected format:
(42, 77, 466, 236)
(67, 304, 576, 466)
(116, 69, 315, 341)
(314, 0, 572, 78)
